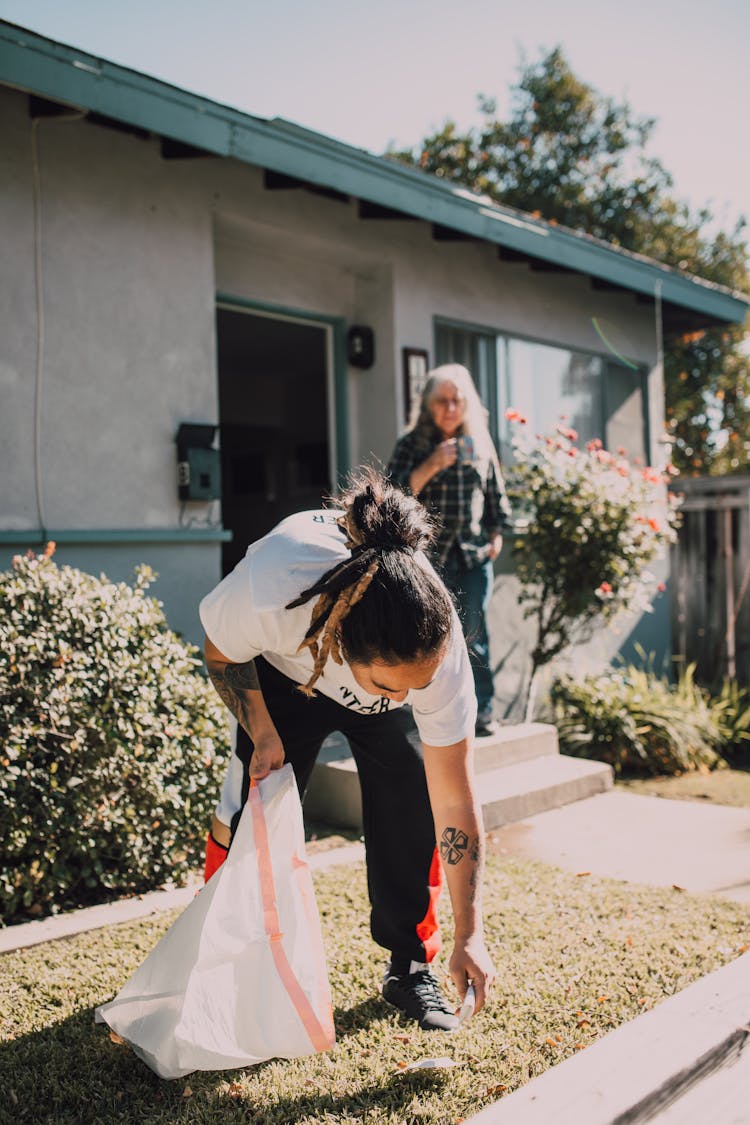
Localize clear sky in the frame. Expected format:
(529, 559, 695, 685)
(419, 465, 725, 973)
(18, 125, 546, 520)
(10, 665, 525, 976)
(2, 0, 748, 238)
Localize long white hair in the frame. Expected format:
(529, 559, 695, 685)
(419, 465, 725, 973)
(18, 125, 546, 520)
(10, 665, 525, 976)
(408, 363, 500, 471)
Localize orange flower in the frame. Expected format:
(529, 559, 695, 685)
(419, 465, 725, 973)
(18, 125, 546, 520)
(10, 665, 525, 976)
(505, 408, 521, 421)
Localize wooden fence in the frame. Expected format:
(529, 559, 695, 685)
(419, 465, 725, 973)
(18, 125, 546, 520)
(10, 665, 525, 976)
(670, 475, 750, 686)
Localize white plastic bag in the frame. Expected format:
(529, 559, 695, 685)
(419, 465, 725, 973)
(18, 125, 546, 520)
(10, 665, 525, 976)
(96, 764, 335, 1079)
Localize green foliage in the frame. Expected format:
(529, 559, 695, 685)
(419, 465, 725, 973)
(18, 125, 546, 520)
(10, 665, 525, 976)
(712, 677, 750, 763)
(387, 46, 750, 476)
(507, 419, 680, 711)
(551, 663, 726, 776)
(0, 548, 230, 925)
(3, 855, 749, 1122)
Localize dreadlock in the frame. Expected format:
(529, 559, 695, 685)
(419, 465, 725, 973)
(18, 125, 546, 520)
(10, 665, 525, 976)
(286, 467, 453, 697)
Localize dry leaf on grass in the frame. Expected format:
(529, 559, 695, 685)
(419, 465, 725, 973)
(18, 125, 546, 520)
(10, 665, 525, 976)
(108, 1030, 125, 1045)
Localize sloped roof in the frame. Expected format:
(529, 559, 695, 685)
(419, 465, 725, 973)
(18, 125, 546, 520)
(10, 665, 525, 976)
(1, 19, 747, 331)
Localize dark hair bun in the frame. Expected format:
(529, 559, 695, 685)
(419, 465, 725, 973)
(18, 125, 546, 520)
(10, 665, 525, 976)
(338, 467, 435, 553)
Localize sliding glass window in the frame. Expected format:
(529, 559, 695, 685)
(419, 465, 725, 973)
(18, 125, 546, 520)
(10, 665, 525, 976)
(436, 320, 648, 466)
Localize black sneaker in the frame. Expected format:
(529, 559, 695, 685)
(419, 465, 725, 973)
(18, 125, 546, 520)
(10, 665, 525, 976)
(382, 964, 459, 1031)
(475, 715, 500, 737)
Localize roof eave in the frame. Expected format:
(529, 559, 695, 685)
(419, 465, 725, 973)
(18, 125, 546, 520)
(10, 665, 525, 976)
(1, 20, 747, 328)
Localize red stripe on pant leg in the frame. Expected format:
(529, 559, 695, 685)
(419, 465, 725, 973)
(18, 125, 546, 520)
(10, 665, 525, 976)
(203, 832, 228, 883)
(415, 847, 443, 962)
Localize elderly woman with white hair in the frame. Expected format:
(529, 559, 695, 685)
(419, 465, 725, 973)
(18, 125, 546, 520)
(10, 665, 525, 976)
(387, 364, 512, 737)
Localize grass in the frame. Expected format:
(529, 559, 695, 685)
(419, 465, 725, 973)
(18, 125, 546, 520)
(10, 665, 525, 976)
(618, 767, 750, 808)
(2, 854, 749, 1125)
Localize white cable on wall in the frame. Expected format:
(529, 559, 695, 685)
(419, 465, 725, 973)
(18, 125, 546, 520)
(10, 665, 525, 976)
(654, 278, 665, 468)
(30, 109, 85, 536)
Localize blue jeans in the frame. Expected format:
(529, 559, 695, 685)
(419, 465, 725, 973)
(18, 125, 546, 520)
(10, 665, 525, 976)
(441, 554, 495, 720)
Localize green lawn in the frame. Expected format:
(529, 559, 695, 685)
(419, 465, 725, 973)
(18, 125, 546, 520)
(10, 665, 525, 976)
(2, 854, 749, 1124)
(618, 767, 750, 808)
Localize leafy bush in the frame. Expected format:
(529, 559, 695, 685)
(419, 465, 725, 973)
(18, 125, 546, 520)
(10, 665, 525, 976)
(713, 678, 750, 764)
(0, 548, 230, 925)
(505, 417, 682, 717)
(549, 663, 725, 776)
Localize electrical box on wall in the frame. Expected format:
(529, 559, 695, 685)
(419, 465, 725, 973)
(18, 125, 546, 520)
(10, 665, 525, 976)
(176, 423, 221, 501)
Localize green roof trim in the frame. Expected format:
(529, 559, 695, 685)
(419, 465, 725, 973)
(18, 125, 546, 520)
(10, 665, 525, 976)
(0, 528, 233, 545)
(1, 19, 747, 326)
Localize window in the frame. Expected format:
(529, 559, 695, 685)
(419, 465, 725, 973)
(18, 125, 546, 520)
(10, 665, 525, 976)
(435, 320, 648, 465)
(435, 322, 500, 447)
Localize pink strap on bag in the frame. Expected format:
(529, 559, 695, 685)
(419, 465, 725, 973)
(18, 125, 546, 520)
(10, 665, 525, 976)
(249, 779, 333, 1053)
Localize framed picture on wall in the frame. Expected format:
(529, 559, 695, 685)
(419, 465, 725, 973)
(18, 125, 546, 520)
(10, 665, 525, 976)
(402, 347, 429, 421)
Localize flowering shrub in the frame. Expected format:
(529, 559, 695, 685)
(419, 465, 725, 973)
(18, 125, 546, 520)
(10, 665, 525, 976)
(505, 416, 682, 717)
(0, 548, 230, 925)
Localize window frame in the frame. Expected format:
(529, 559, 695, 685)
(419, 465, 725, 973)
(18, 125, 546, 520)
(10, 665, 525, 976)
(433, 316, 651, 463)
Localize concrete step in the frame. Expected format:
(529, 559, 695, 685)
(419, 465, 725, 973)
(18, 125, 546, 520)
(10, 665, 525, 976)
(478, 755, 613, 830)
(303, 724, 611, 832)
(474, 722, 558, 772)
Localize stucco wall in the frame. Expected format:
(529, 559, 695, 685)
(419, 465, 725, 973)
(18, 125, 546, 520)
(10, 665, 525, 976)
(0, 84, 669, 687)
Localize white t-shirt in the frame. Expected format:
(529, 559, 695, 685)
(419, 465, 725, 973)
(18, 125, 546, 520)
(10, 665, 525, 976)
(199, 509, 476, 747)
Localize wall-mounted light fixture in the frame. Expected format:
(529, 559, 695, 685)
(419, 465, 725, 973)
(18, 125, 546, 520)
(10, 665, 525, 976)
(347, 325, 375, 369)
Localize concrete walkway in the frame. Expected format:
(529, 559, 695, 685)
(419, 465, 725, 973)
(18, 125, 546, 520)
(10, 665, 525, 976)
(489, 789, 750, 903)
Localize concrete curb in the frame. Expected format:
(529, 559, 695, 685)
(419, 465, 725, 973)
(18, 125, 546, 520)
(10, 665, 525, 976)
(466, 951, 750, 1125)
(0, 841, 365, 955)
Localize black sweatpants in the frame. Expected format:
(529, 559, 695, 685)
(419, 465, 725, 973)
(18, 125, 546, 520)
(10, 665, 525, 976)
(230, 657, 442, 964)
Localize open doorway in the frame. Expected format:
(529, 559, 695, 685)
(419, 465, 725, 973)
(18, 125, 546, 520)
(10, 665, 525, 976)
(216, 305, 332, 574)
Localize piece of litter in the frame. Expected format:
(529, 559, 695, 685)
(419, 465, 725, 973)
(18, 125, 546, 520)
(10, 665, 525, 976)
(401, 1057, 458, 1072)
(457, 983, 475, 1027)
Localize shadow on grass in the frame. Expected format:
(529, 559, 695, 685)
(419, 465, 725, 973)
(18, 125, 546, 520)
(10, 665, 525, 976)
(0, 998, 437, 1123)
(332, 995, 394, 1039)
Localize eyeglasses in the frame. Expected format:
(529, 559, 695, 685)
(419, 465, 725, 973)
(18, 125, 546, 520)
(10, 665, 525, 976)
(432, 396, 465, 409)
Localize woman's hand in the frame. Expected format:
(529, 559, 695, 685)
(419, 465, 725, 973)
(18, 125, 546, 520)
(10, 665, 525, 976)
(431, 439, 458, 472)
(487, 533, 503, 561)
(409, 440, 458, 494)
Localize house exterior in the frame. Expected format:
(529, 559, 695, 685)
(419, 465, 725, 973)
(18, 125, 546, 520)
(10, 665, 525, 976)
(1, 22, 747, 715)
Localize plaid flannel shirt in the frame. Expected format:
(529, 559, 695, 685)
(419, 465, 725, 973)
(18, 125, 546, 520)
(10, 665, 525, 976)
(387, 427, 513, 568)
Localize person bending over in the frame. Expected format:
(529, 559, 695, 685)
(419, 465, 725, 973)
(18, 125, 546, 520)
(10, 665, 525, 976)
(199, 468, 495, 1031)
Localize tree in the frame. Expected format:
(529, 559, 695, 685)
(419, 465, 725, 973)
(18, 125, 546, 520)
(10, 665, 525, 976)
(388, 48, 750, 475)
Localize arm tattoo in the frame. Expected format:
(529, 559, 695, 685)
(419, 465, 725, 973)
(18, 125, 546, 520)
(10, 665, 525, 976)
(440, 828, 482, 904)
(207, 659, 260, 736)
(223, 660, 260, 692)
(439, 827, 469, 865)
